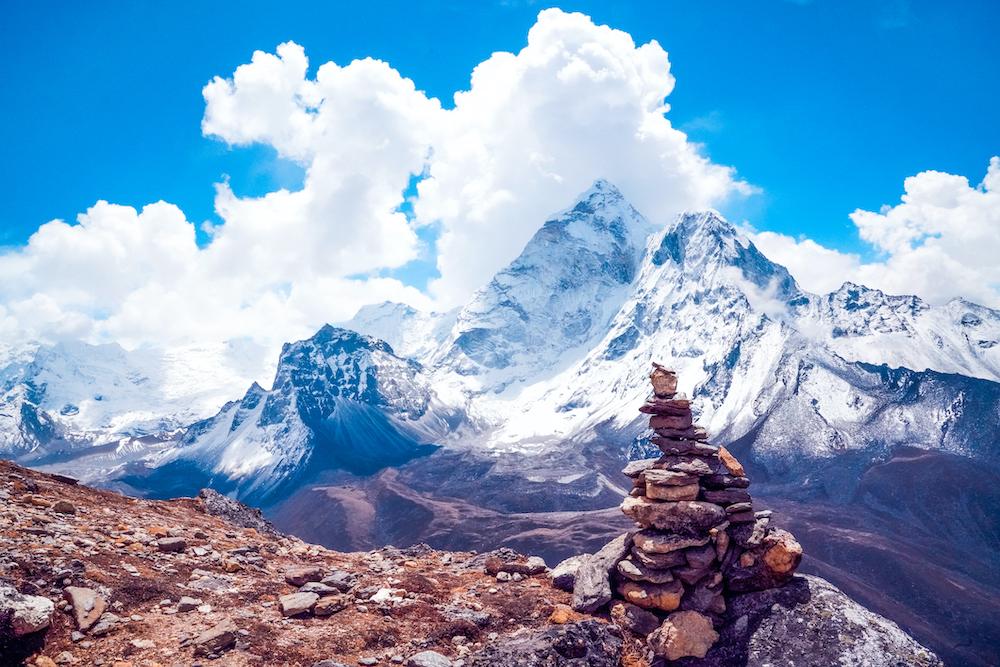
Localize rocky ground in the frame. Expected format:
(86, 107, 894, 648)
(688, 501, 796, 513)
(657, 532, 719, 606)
(0, 460, 945, 667)
(0, 460, 611, 667)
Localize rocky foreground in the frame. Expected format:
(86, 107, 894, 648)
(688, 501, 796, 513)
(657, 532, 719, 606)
(2, 460, 942, 666)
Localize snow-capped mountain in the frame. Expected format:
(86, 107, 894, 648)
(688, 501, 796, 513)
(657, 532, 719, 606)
(429, 179, 655, 394)
(0, 339, 270, 462)
(130, 326, 459, 501)
(8, 179, 1000, 508)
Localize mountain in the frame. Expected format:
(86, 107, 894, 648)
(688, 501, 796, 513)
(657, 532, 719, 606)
(429, 179, 655, 394)
(7, 180, 1000, 665)
(0, 339, 269, 465)
(117, 326, 458, 503)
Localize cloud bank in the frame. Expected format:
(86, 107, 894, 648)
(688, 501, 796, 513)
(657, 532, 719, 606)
(0, 8, 745, 351)
(751, 157, 1000, 307)
(2, 8, 997, 360)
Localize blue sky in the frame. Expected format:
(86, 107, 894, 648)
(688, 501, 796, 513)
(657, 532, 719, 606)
(3, 0, 997, 254)
(1, 1, 999, 348)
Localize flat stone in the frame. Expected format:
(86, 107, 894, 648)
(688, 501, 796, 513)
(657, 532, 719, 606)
(177, 596, 202, 612)
(285, 565, 325, 586)
(313, 595, 348, 616)
(631, 546, 688, 569)
(156, 537, 186, 553)
(279, 592, 319, 616)
(639, 398, 691, 415)
(703, 489, 752, 505)
(643, 468, 697, 487)
(89, 612, 119, 636)
(193, 618, 238, 657)
(653, 426, 708, 441)
(726, 501, 753, 514)
(646, 481, 699, 501)
(622, 458, 659, 478)
(647, 610, 719, 660)
(616, 558, 674, 584)
(649, 413, 693, 430)
(621, 497, 727, 533)
(63, 587, 106, 631)
(299, 582, 338, 595)
(320, 570, 357, 592)
(572, 533, 631, 613)
(617, 579, 683, 612)
(633, 530, 710, 554)
(701, 474, 750, 489)
(655, 455, 717, 476)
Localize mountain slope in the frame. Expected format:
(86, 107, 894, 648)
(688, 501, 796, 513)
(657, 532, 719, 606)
(130, 326, 457, 502)
(0, 340, 269, 462)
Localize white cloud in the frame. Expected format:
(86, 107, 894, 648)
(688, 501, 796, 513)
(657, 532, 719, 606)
(0, 8, 746, 357)
(748, 157, 1000, 306)
(415, 8, 749, 304)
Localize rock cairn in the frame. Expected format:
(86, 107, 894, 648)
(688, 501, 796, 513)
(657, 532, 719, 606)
(576, 364, 803, 662)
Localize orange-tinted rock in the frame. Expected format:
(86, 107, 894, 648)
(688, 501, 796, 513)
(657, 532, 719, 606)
(647, 610, 719, 660)
(645, 482, 699, 501)
(548, 604, 584, 624)
(718, 446, 745, 476)
(617, 579, 683, 612)
(764, 530, 803, 575)
(649, 365, 678, 397)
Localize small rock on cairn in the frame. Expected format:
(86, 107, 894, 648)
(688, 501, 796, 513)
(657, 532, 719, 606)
(577, 364, 803, 662)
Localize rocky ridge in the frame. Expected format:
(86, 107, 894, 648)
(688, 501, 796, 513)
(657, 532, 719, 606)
(2, 458, 942, 666)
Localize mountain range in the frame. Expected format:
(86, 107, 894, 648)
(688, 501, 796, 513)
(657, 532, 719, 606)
(2, 180, 999, 665)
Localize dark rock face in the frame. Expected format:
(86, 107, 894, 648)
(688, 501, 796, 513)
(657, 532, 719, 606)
(669, 575, 942, 667)
(198, 487, 279, 535)
(466, 620, 622, 667)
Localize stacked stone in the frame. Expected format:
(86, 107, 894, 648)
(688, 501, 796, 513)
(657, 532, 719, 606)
(612, 364, 802, 661)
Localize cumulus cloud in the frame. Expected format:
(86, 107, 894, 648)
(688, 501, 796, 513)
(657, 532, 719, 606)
(749, 157, 1000, 306)
(415, 8, 749, 303)
(0, 8, 746, 355)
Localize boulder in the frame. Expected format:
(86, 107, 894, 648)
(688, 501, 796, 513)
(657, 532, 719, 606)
(52, 500, 76, 514)
(285, 565, 325, 586)
(571, 533, 631, 613)
(550, 555, 586, 591)
(155, 537, 186, 553)
(678, 576, 943, 666)
(648, 610, 719, 660)
(279, 592, 319, 617)
(466, 620, 622, 667)
(0, 582, 53, 636)
(193, 618, 238, 657)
